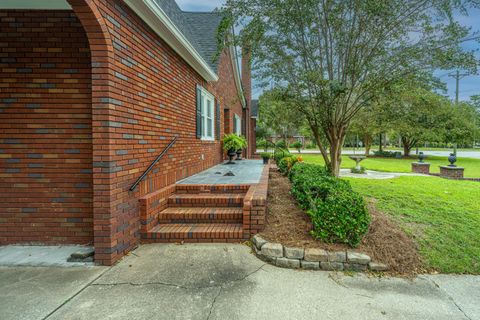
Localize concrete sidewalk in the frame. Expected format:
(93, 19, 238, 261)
(1, 244, 478, 320)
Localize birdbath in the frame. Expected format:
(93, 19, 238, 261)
(349, 155, 366, 172)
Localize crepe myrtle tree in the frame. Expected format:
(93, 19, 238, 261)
(219, 0, 479, 176)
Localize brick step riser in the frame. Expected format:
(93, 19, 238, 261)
(175, 186, 249, 194)
(143, 232, 244, 240)
(167, 200, 243, 207)
(159, 217, 242, 224)
(175, 190, 247, 194)
(142, 238, 245, 244)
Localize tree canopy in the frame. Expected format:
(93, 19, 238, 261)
(220, 0, 479, 175)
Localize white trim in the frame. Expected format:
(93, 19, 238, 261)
(199, 87, 215, 141)
(228, 34, 247, 108)
(0, 0, 71, 9)
(124, 0, 218, 82)
(233, 113, 242, 136)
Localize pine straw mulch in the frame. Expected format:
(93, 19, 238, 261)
(258, 168, 426, 276)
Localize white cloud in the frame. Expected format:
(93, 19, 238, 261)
(175, 0, 225, 11)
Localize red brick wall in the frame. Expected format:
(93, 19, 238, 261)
(217, 48, 244, 138)
(72, 1, 245, 265)
(1, 1, 248, 265)
(0, 10, 93, 244)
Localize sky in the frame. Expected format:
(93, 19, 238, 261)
(176, 0, 480, 102)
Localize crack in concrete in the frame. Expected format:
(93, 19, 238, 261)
(206, 287, 222, 320)
(42, 267, 112, 320)
(91, 263, 267, 290)
(328, 272, 349, 288)
(40, 262, 266, 320)
(428, 277, 472, 320)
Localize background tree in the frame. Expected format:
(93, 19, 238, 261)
(257, 88, 306, 145)
(221, 0, 479, 176)
(349, 101, 389, 156)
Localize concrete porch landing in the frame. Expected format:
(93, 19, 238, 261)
(177, 160, 264, 185)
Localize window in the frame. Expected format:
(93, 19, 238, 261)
(233, 114, 242, 136)
(198, 87, 215, 140)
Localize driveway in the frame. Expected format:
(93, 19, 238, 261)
(1, 244, 479, 320)
(257, 149, 480, 159)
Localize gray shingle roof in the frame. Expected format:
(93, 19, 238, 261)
(153, 0, 223, 72)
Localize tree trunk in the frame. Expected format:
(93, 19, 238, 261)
(379, 133, 383, 152)
(310, 124, 330, 168)
(327, 126, 346, 177)
(363, 134, 372, 156)
(401, 137, 412, 157)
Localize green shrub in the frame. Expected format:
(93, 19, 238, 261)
(291, 141, 303, 153)
(273, 148, 291, 164)
(289, 162, 370, 247)
(350, 166, 366, 174)
(373, 150, 401, 158)
(275, 139, 287, 149)
(257, 139, 267, 150)
(278, 155, 299, 175)
(306, 142, 317, 149)
(260, 152, 271, 159)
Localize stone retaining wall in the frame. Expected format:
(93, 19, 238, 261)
(252, 235, 387, 272)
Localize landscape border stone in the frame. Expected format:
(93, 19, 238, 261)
(252, 234, 388, 272)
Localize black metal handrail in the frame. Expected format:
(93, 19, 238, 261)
(129, 136, 178, 191)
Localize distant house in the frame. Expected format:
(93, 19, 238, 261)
(0, 0, 256, 265)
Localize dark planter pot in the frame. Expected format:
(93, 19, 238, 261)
(235, 149, 243, 161)
(262, 157, 269, 165)
(448, 153, 457, 167)
(418, 152, 425, 163)
(225, 149, 237, 164)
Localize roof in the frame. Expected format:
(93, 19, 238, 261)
(153, 0, 223, 72)
(251, 99, 259, 118)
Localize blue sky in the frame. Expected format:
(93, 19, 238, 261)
(177, 0, 480, 101)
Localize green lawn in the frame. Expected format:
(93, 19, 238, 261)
(345, 176, 480, 274)
(301, 154, 480, 178)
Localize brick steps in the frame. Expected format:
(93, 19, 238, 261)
(168, 193, 244, 207)
(145, 223, 243, 240)
(158, 207, 243, 223)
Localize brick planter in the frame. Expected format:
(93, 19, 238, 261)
(440, 166, 464, 179)
(411, 162, 430, 174)
(251, 235, 388, 272)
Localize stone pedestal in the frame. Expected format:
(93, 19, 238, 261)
(440, 166, 464, 179)
(412, 162, 430, 174)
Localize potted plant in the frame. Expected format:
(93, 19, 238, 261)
(235, 135, 248, 160)
(223, 134, 243, 164)
(260, 152, 271, 164)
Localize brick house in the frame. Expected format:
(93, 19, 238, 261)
(0, 0, 259, 265)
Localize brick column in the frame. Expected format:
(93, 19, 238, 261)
(440, 166, 464, 179)
(411, 162, 430, 174)
(68, 0, 117, 266)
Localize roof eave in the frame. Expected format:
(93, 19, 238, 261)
(124, 0, 219, 82)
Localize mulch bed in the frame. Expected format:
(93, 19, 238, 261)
(259, 168, 425, 276)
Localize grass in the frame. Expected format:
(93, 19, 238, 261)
(345, 176, 480, 274)
(301, 154, 480, 178)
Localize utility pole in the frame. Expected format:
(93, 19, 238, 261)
(449, 70, 469, 104)
(448, 70, 469, 154)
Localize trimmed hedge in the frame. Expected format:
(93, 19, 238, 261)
(289, 163, 370, 247)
